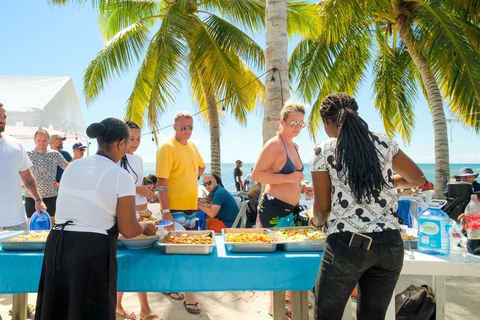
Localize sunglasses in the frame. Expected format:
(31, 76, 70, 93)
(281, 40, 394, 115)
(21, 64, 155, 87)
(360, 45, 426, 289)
(289, 120, 306, 128)
(180, 125, 194, 131)
(202, 180, 214, 187)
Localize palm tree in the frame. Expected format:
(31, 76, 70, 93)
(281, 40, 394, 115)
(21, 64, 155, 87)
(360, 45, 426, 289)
(290, 0, 480, 198)
(51, 0, 266, 177)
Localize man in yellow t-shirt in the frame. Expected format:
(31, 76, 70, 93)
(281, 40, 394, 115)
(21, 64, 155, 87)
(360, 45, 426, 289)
(156, 111, 205, 313)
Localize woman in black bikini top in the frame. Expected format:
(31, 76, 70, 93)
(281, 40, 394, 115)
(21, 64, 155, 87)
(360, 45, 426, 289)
(277, 135, 304, 174)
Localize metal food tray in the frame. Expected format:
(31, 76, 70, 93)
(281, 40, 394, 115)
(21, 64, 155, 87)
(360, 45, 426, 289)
(223, 228, 278, 253)
(269, 227, 327, 252)
(0, 231, 48, 251)
(158, 230, 215, 255)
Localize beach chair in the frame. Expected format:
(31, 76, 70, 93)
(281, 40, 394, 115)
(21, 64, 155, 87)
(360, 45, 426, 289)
(231, 200, 249, 229)
(397, 196, 427, 229)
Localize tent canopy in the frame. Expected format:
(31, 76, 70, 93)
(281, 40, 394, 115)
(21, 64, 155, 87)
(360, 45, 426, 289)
(0, 75, 87, 145)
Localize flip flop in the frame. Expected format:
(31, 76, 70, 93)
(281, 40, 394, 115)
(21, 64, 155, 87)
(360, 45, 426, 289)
(162, 292, 184, 300)
(183, 301, 201, 314)
(268, 306, 292, 320)
(116, 310, 137, 319)
(139, 311, 161, 320)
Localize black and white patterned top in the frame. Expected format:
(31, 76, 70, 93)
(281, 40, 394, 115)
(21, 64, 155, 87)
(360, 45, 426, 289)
(26, 149, 68, 198)
(310, 132, 399, 234)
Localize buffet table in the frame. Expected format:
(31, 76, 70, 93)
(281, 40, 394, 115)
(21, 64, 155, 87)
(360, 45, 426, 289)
(2, 237, 480, 320)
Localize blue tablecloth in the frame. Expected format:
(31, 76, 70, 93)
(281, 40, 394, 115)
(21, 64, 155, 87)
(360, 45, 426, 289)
(0, 236, 322, 294)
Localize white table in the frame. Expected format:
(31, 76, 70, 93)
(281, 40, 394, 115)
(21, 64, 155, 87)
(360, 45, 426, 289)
(342, 248, 480, 319)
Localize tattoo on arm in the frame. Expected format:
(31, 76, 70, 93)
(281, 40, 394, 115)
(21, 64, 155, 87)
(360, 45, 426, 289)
(24, 179, 34, 190)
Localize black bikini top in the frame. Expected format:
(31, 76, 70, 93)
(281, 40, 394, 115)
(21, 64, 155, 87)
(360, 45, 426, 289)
(276, 135, 304, 174)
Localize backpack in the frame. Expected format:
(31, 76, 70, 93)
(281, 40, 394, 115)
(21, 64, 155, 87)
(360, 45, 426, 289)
(395, 284, 436, 320)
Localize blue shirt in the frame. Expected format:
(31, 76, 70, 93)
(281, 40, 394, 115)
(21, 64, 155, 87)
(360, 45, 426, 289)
(211, 185, 239, 228)
(56, 150, 72, 182)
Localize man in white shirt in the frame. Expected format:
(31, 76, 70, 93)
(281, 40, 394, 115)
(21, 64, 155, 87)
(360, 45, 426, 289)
(0, 102, 46, 320)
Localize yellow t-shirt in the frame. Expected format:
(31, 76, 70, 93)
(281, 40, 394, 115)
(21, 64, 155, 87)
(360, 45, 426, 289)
(156, 137, 205, 210)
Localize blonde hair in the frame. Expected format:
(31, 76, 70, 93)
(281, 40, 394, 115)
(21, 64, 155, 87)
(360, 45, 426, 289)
(280, 100, 306, 120)
(174, 111, 193, 123)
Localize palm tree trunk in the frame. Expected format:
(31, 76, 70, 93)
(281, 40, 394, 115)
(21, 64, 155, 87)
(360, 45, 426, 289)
(397, 17, 450, 199)
(206, 92, 221, 177)
(263, 0, 290, 144)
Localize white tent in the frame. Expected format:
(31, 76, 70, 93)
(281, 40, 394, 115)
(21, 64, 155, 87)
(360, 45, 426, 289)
(0, 75, 88, 145)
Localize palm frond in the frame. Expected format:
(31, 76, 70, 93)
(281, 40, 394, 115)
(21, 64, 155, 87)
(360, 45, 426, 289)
(97, 1, 160, 41)
(203, 14, 264, 70)
(286, 1, 319, 38)
(416, 2, 480, 131)
(201, 0, 265, 33)
(83, 21, 152, 103)
(442, 0, 480, 25)
(124, 5, 190, 130)
(372, 26, 418, 142)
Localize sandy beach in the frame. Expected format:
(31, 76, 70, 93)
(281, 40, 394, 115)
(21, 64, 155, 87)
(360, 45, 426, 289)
(1, 275, 479, 320)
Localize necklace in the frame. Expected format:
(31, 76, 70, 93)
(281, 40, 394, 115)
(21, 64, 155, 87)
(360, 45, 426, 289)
(96, 150, 113, 162)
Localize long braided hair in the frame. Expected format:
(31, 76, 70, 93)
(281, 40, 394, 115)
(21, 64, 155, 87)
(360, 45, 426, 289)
(320, 92, 387, 204)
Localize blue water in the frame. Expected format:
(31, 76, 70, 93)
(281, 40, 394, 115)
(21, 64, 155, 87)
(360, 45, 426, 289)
(144, 163, 480, 192)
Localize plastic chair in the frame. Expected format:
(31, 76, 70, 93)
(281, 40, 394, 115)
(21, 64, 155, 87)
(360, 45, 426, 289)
(231, 200, 249, 229)
(398, 196, 427, 229)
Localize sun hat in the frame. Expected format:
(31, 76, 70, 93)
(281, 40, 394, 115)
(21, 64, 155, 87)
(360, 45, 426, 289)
(454, 167, 479, 179)
(72, 142, 87, 150)
(49, 134, 66, 143)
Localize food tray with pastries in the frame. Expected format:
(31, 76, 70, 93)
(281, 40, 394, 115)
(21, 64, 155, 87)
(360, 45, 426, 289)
(158, 230, 215, 255)
(0, 230, 50, 251)
(401, 229, 418, 249)
(118, 234, 160, 250)
(223, 228, 279, 253)
(269, 227, 327, 252)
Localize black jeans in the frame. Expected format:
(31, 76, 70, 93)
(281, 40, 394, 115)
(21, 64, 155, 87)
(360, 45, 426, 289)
(314, 230, 404, 320)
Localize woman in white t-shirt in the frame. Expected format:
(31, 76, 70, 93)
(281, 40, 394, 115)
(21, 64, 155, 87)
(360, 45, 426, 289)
(309, 93, 425, 319)
(35, 118, 157, 320)
(116, 121, 158, 320)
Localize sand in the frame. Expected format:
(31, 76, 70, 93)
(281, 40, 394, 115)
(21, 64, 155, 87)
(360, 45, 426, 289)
(1, 275, 479, 320)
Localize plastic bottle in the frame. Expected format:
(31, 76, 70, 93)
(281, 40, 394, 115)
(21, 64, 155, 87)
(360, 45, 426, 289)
(417, 203, 450, 256)
(464, 194, 480, 240)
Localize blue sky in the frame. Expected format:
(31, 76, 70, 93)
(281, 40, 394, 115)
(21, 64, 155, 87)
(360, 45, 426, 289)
(1, 1, 479, 164)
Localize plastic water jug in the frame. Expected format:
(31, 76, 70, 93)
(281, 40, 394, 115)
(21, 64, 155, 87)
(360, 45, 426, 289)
(29, 210, 51, 231)
(417, 203, 450, 256)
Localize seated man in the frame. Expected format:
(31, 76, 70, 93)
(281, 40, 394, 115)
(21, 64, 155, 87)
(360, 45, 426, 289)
(454, 167, 480, 192)
(198, 174, 239, 231)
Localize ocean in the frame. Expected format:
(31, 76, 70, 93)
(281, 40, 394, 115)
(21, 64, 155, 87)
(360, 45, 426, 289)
(143, 163, 480, 192)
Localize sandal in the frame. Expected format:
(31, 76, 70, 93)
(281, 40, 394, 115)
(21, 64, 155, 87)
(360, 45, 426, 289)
(116, 310, 137, 319)
(162, 292, 184, 300)
(27, 304, 35, 319)
(183, 301, 201, 314)
(139, 311, 161, 320)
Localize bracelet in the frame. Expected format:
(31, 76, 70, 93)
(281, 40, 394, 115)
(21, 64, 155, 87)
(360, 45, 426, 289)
(161, 209, 170, 214)
(34, 199, 42, 203)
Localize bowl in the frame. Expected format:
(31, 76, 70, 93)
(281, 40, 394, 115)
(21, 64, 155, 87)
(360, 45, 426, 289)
(118, 236, 159, 249)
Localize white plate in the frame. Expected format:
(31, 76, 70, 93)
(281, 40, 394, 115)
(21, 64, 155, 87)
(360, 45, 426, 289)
(118, 236, 159, 249)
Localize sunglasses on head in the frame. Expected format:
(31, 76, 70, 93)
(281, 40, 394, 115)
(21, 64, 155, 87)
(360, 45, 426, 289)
(202, 180, 214, 187)
(180, 125, 194, 131)
(289, 120, 306, 128)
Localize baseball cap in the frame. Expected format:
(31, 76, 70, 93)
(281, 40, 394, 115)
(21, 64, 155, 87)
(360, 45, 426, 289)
(72, 142, 87, 150)
(49, 134, 66, 143)
(236, 159, 243, 164)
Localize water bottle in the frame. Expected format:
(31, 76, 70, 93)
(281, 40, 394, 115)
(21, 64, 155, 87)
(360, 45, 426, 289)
(464, 194, 480, 240)
(417, 203, 450, 256)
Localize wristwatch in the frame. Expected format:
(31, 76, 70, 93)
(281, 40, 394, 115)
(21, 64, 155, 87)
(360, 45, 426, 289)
(161, 209, 170, 214)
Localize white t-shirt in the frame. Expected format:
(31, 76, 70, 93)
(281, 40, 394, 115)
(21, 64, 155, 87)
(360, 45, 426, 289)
(0, 134, 32, 227)
(244, 173, 257, 191)
(55, 154, 135, 235)
(117, 153, 146, 206)
(310, 132, 400, 234)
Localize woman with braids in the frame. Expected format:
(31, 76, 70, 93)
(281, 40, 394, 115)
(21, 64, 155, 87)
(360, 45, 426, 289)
(116, 121, 158, 320)
(252, 100, 307, 318)
(309, 93, 425, 319)
(35, 118, 157, 320)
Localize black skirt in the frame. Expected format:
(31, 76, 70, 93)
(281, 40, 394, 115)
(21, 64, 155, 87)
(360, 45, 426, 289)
(35, 226, 118, 320)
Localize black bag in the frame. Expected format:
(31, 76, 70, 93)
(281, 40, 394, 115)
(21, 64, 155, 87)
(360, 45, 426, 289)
(395, 284, 436, 320)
